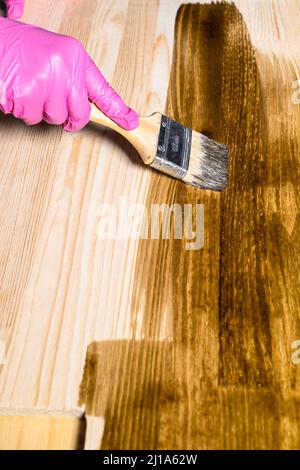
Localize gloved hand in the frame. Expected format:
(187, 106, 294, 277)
(0, 18, 139, 131)
(4, 0, 24, 20)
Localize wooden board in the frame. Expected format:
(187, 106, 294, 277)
(0, 415, 85, 450)
(0, 0, 300, 450)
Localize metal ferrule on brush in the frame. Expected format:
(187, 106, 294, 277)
(150, 115, 192, 179)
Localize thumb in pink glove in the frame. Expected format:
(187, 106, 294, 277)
(0, 18, 139, 132)
(4, 0, 24, 19)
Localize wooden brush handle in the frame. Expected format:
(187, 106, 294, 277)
(90, 105, 161, 165)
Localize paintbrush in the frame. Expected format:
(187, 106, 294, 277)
(90, 105, 228, 191)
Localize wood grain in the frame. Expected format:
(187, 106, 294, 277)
(0, 0, 300, 450)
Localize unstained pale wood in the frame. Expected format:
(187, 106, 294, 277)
(0, 415, 85, 450)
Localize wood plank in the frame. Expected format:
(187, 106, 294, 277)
(0, 416, 85, 450)
(0, 0, 299, 450)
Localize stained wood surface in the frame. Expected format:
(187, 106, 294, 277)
(0, 0, 300, 450)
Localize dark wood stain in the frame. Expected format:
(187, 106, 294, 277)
(79, 2, 300, 449)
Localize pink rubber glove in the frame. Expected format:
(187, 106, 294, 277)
(0, 18, 139, 131)
(4, 0, 24, 19)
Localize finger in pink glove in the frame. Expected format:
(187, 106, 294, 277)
(0, 18, 139, 131)
(4, 0, 24, 20)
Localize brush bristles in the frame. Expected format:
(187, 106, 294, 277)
(183, 131, 228, 191)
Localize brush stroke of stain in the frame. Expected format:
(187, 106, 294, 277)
(79, 2, 300, 450)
